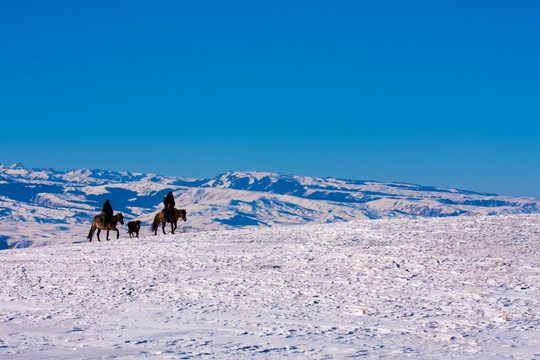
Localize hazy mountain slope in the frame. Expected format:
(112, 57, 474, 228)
(1, 163, 539, 248)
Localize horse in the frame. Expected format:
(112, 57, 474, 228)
(87, 213, 124, 242)
(151, 208, 187, 235)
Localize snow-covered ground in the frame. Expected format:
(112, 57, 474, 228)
(1, 214, 539, 359)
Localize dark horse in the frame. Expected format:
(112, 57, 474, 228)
(151, 208, 187, 235)
(87, 213, 124, 242)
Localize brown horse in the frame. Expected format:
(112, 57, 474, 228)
(87, 213, 124, 242)
(151, 208, 187, 235)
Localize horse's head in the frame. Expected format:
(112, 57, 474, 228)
(176, 209, 187, 222)
(117, 213, 124, 225)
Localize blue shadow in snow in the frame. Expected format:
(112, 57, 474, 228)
(215, 213, 265, 227)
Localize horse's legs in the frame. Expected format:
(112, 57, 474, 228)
(106, 230, 110, 240)
(171, 221, 175, 234)
(161, 222, 167, 234)
(116, 229, 119, 239)
(97, 229, 101, 242)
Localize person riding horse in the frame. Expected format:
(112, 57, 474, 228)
(101, 199, 113, 227)
(163, 191, 175, 221)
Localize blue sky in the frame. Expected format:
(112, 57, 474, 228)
(1, 1, 539, 197)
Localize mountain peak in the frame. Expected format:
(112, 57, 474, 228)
(8, 162, 26, 170)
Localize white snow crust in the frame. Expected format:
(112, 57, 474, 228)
(1, 214, 539, 358)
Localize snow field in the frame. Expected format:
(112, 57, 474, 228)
(0, 214, 539, 359)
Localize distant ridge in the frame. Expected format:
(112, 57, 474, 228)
(1, 163, 539, 248)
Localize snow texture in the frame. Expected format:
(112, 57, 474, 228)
(0, 214, 539, 359)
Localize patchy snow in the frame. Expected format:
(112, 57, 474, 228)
(1, 214, 539, 358)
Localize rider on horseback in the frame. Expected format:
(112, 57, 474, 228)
(101, 199, 113, 227)
(163, 191, 175, 221)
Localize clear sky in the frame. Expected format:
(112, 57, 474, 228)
(1, 1, 539, 197)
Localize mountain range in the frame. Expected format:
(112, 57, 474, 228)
(1, 163, 539, 249)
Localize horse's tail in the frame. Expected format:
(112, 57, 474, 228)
(151, 214, 158, 233)
(87, 222, 95, 241)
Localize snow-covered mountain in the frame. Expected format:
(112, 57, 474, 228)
(1, 163, 539, 249)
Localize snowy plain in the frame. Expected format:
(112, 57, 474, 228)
(1, 214, 539, 359)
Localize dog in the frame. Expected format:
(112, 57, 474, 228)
(127, 220, 141, 238)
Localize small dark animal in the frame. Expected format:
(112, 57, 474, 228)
(151, 208, 187, 235)
(127, 220, 142, 238)
(87, 213, 124, 242)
